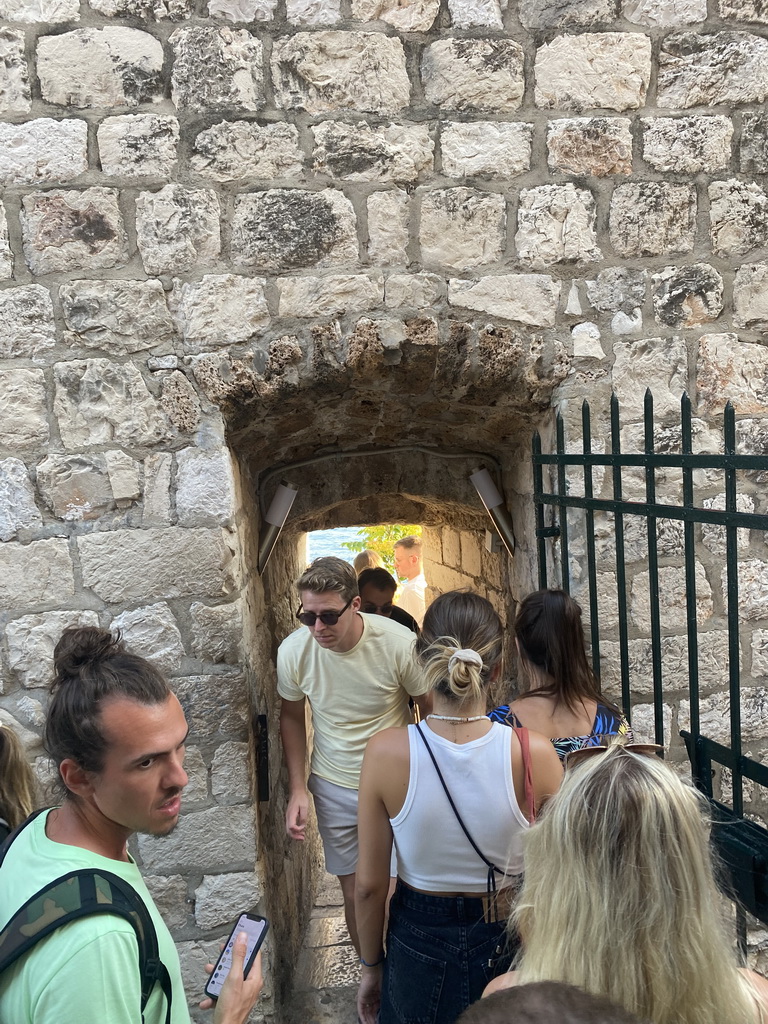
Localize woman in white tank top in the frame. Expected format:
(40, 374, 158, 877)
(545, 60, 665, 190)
(355, 591, 563, 1024)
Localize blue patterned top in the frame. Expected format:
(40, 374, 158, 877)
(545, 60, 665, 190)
(487, 701, 632, 762)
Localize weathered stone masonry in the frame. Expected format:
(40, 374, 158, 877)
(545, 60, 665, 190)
(2, 0, 768, 1018)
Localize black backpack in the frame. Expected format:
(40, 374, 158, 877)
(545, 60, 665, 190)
(0, 809, 173, 1024)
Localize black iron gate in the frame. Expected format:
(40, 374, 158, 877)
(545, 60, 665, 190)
(532, 390, 768, 944)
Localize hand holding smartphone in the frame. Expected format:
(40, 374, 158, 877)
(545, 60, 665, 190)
(204, 912, 269, 1000)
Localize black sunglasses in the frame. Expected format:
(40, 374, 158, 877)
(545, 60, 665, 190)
(296, 597, 353, 627)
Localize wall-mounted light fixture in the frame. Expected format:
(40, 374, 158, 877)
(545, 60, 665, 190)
(257, 481, 298, 574)
(470, 468, 515, 558)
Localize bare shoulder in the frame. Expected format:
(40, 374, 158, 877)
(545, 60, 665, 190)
(482, 971, 520, 997)
(365, 727, 410, 761)
(741, 968, 768, 1011)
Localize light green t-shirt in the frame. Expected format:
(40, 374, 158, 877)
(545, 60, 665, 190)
(0, 810, 190, 1024)
(277, 611, 429, 789)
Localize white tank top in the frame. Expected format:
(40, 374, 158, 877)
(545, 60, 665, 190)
(390, 722, 529, 892)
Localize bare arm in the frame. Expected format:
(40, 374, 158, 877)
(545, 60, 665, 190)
(279, 697, 309, 841)
(529, 731, 563, 816)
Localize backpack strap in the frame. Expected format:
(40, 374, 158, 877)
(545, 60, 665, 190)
(512, 726, 536, 823)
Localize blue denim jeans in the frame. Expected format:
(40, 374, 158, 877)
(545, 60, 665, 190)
(380, 882, 518, 1024)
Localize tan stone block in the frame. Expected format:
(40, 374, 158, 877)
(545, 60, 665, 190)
(0, 202, 11, 280)
(36, 454, 114, 521)
(136, 185, 221, 275)
(610, 182, 696, 258)
(448, 274, 560, 326)
(519, 0, 613, 28)
(0, 28, 30, 113)
(535, 33, 651, 111)
(697, 333, 768, 415)
(112, 603, 186, 676)
(276, 273, 383, 318)
(143, 875, 189, 932)
(170, 26, 263, 112)
(659, 32, 768, 108)
(368, 191, 409, 266)
(21, 188, 128, 275)
(0, 118, 87, 186)
(173, 672, 248, 740)
(189, 601, 242, 664)
(547, 118, 632, 177)
(5, 610, 98, 689)
(623, 0, 706, 25)
(385, 272, 443, 309)
(60, 279, 175, 356)
(0, 0, 79, 21)
(209, 0, 277, 18)
(422, 39, 524, 113)
(642, 115, 732, 174)
(89, 0, 194, 13)
(176, 447, 236, 528)
(0, 539, 75, 611)
(312, 120, 432, 182)
(447, 0, 502, 28)
(160, 371, 202, 434)
(0, 369, 48, 452)
(0, 285, 56, 361)
(211, 741, 250, 803)
(170, 275, 269, 353)
(651, 264, 724, 328)
(98, 114, 179, 178)
(195, 871, 261, 930)
(142, 452, 173, 527)
(0, 458, 41, 541)
(631, 563, 713, 633)
(516, 183, 600, 269)
(679, 689, 768, 744)
(420, 188, 504, 271)
(442, 122, 531, 178)
(138, 805, 255, 872)
(734, 262, 768, 329)
(612, 336, 688, 420)
(709, 179, 768, 257)
(287, 0, 341, 25)
(192, 121, 302, 182)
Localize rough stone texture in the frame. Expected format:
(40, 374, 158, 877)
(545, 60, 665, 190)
(651, 264, 723, 327)
(286, 0, 341, 26)
(209, 0, 278, 18)
(447, 0, 502, 29)
(351, 0, 439, 29)
(105, 450, 140, 504)
(195, 872, 261, 930)
(385, 272, 443, 309)
(174, 673, 248, 740)
(441, 122, 531, 179)
(519, 0, 615, 29)
(601, 630, 728, 699)
(623, 0, 706, 25)
(572, 322, 604, 359)
(231, 189, 357, 271)
(272, 33, 409, 115)
(612, 336, 688, 419)
(516, 184, 600, 269)
(697, 334, 768, 415)
(189, 601, 242, 664)
(741, 113, 768, 174)
(143, 452, 173, 528)
(642, 115, 731, 174)
(610, 183, 696, 257)
(368, 191, 408, 265)
(170, 275, 268, 353)
(733, 561, 768, 621)
(136, 186, 221, 276)
(0, 285, 55, 361)
(0, 118, 87, 186)
(36, 453, 114, 520)
(160, 371, 201, 434)
(89, 0, 194, 14)
(720, 0, 768, 17)
(0, 369, 48, 451)
(709, 179, 768, 257)
(192, 121, 303, 182)
(420, 188, 504, 271)
(276, 273, 383, 318)
(658, 32, 768, 109)
(535, 33, 651, 112)
(211, 741, 250, 803)
(5, 610, 99, 689)
(98, 115, 180, 179)
(139, 805, 255, 872)
(448, 275, 560, 326)
(586, 267, 647, 312)
(176, 447, 236, 528)
(0, 538, 74, 611)
(37, 28, 163, 108)
(0, 458, 41, 541)
(143, 875, 189, 933)
(422, 39, 524, 113)
(700, 493, 753, 556)
(0, 0, 79, 20)
(77, 528, 236, 604)
(21, 188, 128, 276)
(0, 28, 31, 113)
(60, 279, 175, 355)
(631, 563, 713, 632)
(111, 603, 186, 676)
(679, 690, 768, 745)
(312, 121, 432, 183)
(170, 27, 263, 112)
(181, 745, 208, 805)
(734, 262, 768, 329)
(54, 359, 169, 450)
(0, 203, 11, 279)
(546, 118, 631, 176)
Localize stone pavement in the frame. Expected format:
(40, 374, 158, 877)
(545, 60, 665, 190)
(285, 873, 358, 1024)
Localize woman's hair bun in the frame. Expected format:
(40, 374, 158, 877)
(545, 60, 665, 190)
(52, 626, 124, 686)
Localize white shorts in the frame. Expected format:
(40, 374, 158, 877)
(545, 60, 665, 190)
(308, 773, 397, 878)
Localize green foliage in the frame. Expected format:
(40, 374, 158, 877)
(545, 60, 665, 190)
(342, 524, 422, 575)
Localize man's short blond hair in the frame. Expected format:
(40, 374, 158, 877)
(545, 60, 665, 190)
(296, 556, 358, 602)
(394, 535, 421, 554)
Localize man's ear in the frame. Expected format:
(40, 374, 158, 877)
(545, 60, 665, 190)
(351, 595, 362, 611)
(59, 758, 95, 798)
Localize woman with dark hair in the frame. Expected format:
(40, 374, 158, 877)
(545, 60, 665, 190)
(489, 589, 631, 760)
(355, 591, 562, 1024)
(0, 724, 38, 841)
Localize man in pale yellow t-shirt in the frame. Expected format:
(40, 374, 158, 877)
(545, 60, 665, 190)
(277, 556, 431, 954)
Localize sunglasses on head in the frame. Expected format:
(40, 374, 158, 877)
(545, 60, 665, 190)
(296, 596, 353, 627)
(564, 742, 664, 771)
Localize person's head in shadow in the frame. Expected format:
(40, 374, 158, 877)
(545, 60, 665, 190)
(458, 982, 648, 1023)
(0, 724, 37, 839)
(353, 549, 385, 575)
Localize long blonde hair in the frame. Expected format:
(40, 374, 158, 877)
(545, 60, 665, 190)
(0, 725, 37, 829)
(513, 745, 758, 1024)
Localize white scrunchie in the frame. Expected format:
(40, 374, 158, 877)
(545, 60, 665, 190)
(448, 648, 483, 672)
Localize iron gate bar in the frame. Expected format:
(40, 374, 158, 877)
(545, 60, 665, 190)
(610, 394, 632, 725)
(556, 413, 570, 594)
(724, 403, 744, 819)
(644, 391, 665, 747)
(681, 394, 701, 758)
(582, 402, 601, 672)
(531, 494, 768, 530)
(532, 431, 549, 592)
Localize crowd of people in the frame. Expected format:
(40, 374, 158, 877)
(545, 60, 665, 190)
(1, 548, 767, 1024)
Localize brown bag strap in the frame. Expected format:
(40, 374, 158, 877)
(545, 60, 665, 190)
(512, 726, 536, 823)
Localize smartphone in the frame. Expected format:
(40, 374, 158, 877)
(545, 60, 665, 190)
(204, 912, 269, 1000)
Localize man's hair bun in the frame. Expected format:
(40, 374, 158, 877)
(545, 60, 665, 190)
(52, 627, 125, 691)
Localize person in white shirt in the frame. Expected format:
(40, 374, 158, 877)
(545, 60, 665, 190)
(393, 536, 427, 627)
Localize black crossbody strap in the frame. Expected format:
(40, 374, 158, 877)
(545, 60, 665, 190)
(415, 723, 501, 894)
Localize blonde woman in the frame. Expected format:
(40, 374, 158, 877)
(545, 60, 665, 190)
(355, 591, 562, 1024)
(0, 724, 37, 841)
(486, 744, 768, 1024)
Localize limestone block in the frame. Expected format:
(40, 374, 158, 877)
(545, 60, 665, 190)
(0, 28, 31, 113)
(78, 528, 236, 604)
(701, 493, 753, 556)
(195, 871, 261, 930)
(138, 805, 255, 872)
(176, 447, 235, 528)
(546, 118, 631, 177)
(658, 32, 768, 109)
(189, 601, 242, 663)
(441, 122, 531, 178)
(211, 741, 249, 803)
(368, 191, 408, 266)
(143, 875, 188, 932)
(601, 630, 728, 699)
(105, 451, 140, 504)
(709, 179, 768, 258)
(38, 28, 163, 108)
(420, 188, 504, 271)
(628, 703, 673, 746)
(642, 116, 732, 174)
(535, 33, 651, 112)
(697, 334, 768, 415)
(276, 273, 384, 317)
(98, 115, 179, 179)
(0, 369, 48, 451)
(21, 188, 128, 276)
(447, 0, 502, 29)
(174, 673, 248, 740)
(232, 189, 357, 271)
(170, 27, 263, 112)
(516, 184, 600, 269)
(36, 454, 114, 520)
(54, 360, 169, 450)
(0, 0, 79, 20)
(651, 264, 723, 328)
(385, 272, 443, 309)
(272, 32, 409, 115)
(136, 185, 221, 275)
(89, 0, 194, 14)
(0, 538, 74, 611)
(5, 610, 98, 688)
(192, 121, 302, 182)
(287, 0, 341, 25)
(679, 690, 768, 745)
(312, 121, 432, 183)
(622, 0, 705, 25)
(609, 183, 696, 258)
(0, 286, 55, 361)
(143, 452, 172, 527)
(209, 0, 277, 19)
(351, 0, 438, 29)
(421, 39, 524, 113)
(0, 119, 87, 186)
(735, 262, 768, 329)
(181, 745, 208, 804)
(612, 336, 688, 419)
(586, 267, 647, 312)
(448, 275, 560, 326)
(160, 371, 201, 434)
(519, 0, 615, 29)
(752, 631, 768, 679)
(572, 322, 604, 359)
(60, 280, 174, 356)
(170, 275, 269, 353)
(0, 203, 11, 280)
(741, 113, 768, 174)
(720, 0, 768, 16)
(631, 563, 713, 632)
(112, 603, 186, 676)
(0, 459, 41, 541)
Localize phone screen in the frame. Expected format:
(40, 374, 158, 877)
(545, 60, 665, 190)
(204, 913, 269, 1000)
